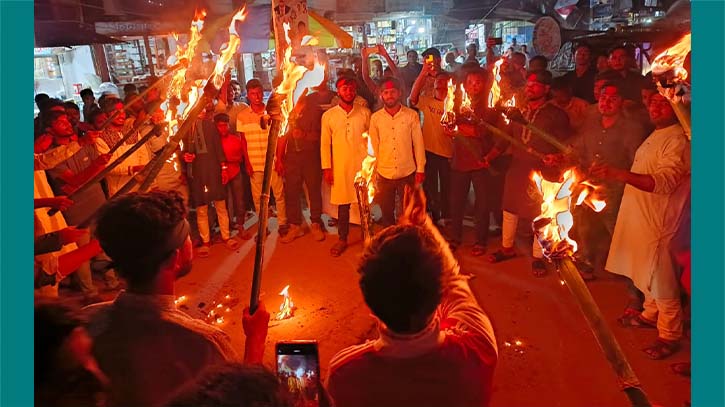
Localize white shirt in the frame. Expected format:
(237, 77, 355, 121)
(369, 105, 426, 180)
(321, 104, 371, 205)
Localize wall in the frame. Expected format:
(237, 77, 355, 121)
(57, 46, 102, 100)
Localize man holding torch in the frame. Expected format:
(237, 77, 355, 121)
(591, 92, 690, 359)
(321, 73, 371, 256)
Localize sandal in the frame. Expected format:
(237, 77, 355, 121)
(643, 339, 680, 360)
(670, 362, 691, 377)
(197, 243, 211, 258)
(471, 244, 486, 257)
(618, 313, 657, 329)
(330, 240, 348, 257)
(224, 238, 240, 251)
(487, 249, 516, 263)
(532, 259, 547, 277)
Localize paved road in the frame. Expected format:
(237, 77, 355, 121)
(170, 215, 690, 407)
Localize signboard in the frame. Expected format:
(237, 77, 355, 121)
(95, 21, 187, 37)
(532, 17, 561, 60)
(271, 0, 309, 49)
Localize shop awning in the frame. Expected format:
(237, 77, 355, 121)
(35, 21, 127, 48)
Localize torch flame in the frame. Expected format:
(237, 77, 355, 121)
(276, 285, 295, 320)
(532, 168, 606, 258)
(212, 7, 248, 89)
(651, 33, 691, 84)
(488, 58, 506, 108)
(353, 132, 377, 204)
(274, 22, 327, 134)
(440, 79, 458, 131)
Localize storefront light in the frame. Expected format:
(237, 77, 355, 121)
(418, 27, 425, 33)
(410, 19, 416, 25)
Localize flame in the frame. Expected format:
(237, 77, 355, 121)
(531, 168, 606, 258)
(204, 185, 209, 193)
(276, 285, 295, 320)
(651, 33, 691, 83)
(212, 7, 248, 89)
(460, 85, 473, 115)
(353, 132, 377, 203)
(274, 22, 326, 134)
(488, 58, 506, 108)
(168, 9, 207, 101)
(174, 295, 187, 305)
(440, 79, 458, 131)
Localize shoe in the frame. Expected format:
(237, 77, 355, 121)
(310, 223, 326, 241)
(280, 224, 305, 243)
(238, 227, 254, 240)
(197, 243, 211, 258)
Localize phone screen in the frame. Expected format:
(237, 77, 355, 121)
(276, 341, 321, 407)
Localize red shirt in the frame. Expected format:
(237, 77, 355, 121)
(220, 132, 245, 179)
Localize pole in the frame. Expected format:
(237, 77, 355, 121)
(500, 107, 573, 155)
(555, 258, 652, 407)
(249, 93, 283, 314)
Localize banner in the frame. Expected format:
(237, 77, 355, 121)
(271, 0, 309, 51)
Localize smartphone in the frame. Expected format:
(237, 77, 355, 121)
(276, 341, 321, 407)
(491, 37, 503, 45)
(425, 54, 435, 64)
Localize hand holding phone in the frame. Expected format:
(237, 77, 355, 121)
(276, 341, 321, 407)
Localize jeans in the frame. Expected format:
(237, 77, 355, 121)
(226, 172, 246, 225)
(251, 171, 287, 225)
(449, 168, 490, 245)
(572, 205, 618, 269)
(502, 210, 543, 259)
(284, 146, 323, 226)
(197, 201, 231, 243)
(424, 151, 451, 221)
(376, 173, 415, 227)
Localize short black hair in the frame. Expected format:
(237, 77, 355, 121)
(229, 80, 241, 88)
(595, 69, 621, 83)
(35, 93, 50, 105)
(422, 47, 441, 60)
(246, 78, 263, 91)
(80, 88, 94, 99)
(43, 110, 69, 129)
(608, 45, 629, 57)
(214, 113, 230, 123)
(529, 55, 549, 68)
(64, 101, 80, 112)
(39, 98, 66, 113)
(166, 363, 292, 407)
(464, 67, 488, 82)
(358, 225, 445, 333)
(123, 83, 138, 94)
(599, 80, 626, 97)
(35, 299, 86, 385)
(95, 190, 188, 288)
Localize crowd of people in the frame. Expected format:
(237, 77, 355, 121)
(34, 38, 691, 407)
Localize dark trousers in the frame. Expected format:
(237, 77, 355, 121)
(424, 151, 451, 221)
(338, 204, 351, 241)
(226, 171, 246, 225)
(572, 205, 617, 270)
(449, 168, 491, 245)
(377, 172, 415, 227)
(284, 146, 323, 226)
(242, 170, 255, 213)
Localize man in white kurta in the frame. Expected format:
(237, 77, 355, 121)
(321, 75, 371, 256)
(592, 93, 690, 359)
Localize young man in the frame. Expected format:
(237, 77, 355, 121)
(528, 55, 548, 72)
(321, 74, 371, 256)
(562, 43, 597, 103)
(399, 49, 423, 101)
(280, 80, 335, 243)
(571, 81, 648, 279)
(326, 187, 497, 407)
(550, 77, 590, 132)
(215, 80, 248, 132)
(445, 68, 506, 255)
(86, 191, 270, 407)
(592, 93, 690, 360)
(237, 79, 287, 234)
(487, 70, 572, 277)
(607, 46, 645, 102)
(369, 77, 426, 227)
(409, 70, 453, 223)
(183, 104, 240, 256)
(215, 113, 254, 240)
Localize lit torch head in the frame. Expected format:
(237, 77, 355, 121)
(212, 7, 248, 89)
(440, 79, 458, 132)
(276, 285, 295, 320)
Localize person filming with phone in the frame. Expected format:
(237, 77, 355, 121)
(326, 186, 498, 407)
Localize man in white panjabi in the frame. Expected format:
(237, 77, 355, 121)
(321, 74, 371, 257)
(590, 93, 690, 360)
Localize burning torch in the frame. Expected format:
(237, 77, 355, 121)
(354, 150, 377, 244)
(530, 169, 650, 407)
(651, 33, 691, 140)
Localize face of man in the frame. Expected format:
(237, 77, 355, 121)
(467, 44, 477, 58)
(337, 81, 357, 104)
(528, 58, 547, 72)
(608, 49, 627, 72)
(81, 94, 94, 105)
(511, 54, 527, 70)
(215, 120, 230, 135)
(596, 55, 609, 73)
(575, 46, 591, 66)
(648, 94, 677, 127)
(49, 115, 75, 139)
(552, 88, 572, 106)
(247, 87, 264, 107)
(66, 109, 81, 126)
(433, 77, 449, 100)
(380, 85, 401, 109)
(593, 79, 607, 102)
(464, 74, 486, 98)
(145, 88, 160, 103)
(92, 112, 108, 130)
(371, 61, 383, 79)
(407, 51, 418, 65)
(352, 58, 363, 75)
(641, 88, 657, 109)
(525, 76, 549, 101)
(111, 102, 126, 126)
(598, 85, 624, 117)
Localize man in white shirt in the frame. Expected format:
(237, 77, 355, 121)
(369, 77, 426, 226)
(321, 74, 371, 256)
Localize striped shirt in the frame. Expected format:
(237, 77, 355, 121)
(236, 106, 269, 172)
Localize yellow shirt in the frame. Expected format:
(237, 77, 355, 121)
(416, 95, 453, 158)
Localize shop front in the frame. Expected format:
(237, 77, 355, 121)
(34, 46, 100, 112)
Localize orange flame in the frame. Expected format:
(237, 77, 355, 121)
(276, 285, 295, 320)
(274, 22, 326, 134)
(488, 58, 506, 108)
(531, 168, 606, 258)
(355, 131, 377, 204)
(441, 78, 457, 124)
(168, 9, 207, 101)
(651, 33, 691, 83)
(213, 7, 248, 89)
